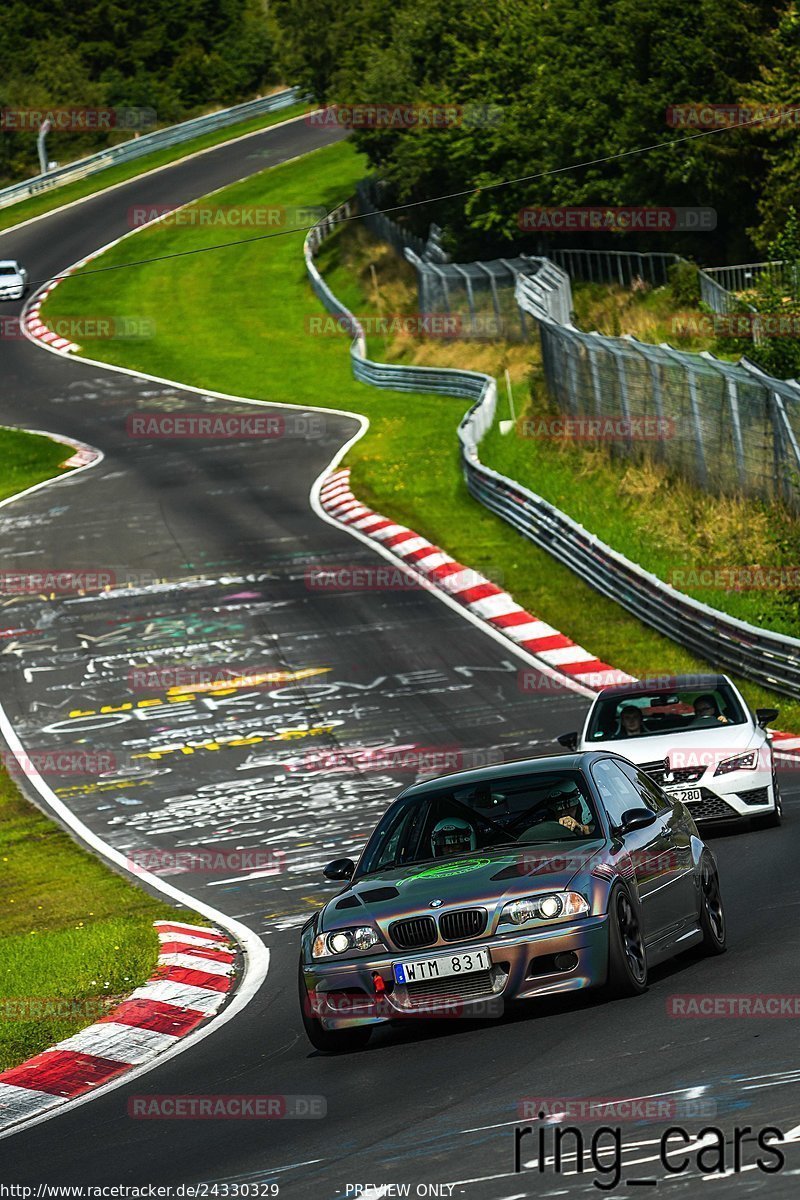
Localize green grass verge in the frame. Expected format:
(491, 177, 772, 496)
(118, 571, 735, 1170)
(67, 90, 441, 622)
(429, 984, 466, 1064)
(0, 771, 185, 1069)
(0, 98, 311, 235)
(40, 139, 800, 734)
(0, 428, 203, 1070)
(0, 427, 71, 498)
(480, 413, 800, 640)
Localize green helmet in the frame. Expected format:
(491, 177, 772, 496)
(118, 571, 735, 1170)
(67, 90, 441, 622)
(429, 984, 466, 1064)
(430, 817, 476, 858)
(546, 781, 583, 816)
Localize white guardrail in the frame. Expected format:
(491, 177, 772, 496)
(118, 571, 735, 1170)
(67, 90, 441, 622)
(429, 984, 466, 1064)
(0, 88, 304, 212)
(305, 198, 800, 702)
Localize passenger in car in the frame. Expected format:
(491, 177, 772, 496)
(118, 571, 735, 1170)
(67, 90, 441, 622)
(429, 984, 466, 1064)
(618, 705, 645, 737)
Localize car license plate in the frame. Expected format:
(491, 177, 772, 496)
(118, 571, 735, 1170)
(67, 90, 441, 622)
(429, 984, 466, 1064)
(665, 787, 702, 803)
(393, 948, 491, 985)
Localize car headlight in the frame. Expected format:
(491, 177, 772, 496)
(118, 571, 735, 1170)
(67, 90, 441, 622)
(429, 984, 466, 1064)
(312, 925, 384, 958)
(714, 750, 759, 776)
(501, 891, 589, 926)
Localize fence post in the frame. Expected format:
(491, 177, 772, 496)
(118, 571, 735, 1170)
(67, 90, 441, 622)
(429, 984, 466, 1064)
(565, 336, 580, 415)
(725, 377, 747, 488)
(647, 355, 666, 461)
(771, 389, 800, 506)
(614, 346, 634, 451)
(687, 368, 709, 486)
(587, 337, 604, 417)
(658, 346, 708, 487)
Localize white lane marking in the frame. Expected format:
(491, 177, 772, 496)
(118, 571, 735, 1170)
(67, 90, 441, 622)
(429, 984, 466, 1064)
(207, 868, 286, 886)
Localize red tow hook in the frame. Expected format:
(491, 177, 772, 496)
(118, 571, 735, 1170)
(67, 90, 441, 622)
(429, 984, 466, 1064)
(372, 972, 386, 995)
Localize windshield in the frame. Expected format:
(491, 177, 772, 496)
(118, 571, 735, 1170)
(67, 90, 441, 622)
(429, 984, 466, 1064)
(357, 770, 600, 875)
(0, 266, 18, 275)
(586, 682, 747, 742)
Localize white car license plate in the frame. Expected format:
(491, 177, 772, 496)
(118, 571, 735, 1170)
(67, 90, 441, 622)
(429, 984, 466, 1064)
(393, 948, 491, 985)
(666, 787, 702, 803)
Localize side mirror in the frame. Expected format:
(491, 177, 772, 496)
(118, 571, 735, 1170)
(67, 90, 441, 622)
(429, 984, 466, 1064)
(618, 807, 657, 834)
(323, 857, 355, 881)
(756, 708, 779, 728)
(557, 731, 578, 751)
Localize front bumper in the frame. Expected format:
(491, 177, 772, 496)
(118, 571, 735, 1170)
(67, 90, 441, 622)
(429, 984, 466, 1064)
(0, 288, 24, 301)
(302, 915, 608, 1030)
(668, 769, 776, 822)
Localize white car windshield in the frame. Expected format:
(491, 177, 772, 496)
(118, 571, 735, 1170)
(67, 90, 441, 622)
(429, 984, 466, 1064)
(587, 683, 747, 741)
(0, 266, 19, 275)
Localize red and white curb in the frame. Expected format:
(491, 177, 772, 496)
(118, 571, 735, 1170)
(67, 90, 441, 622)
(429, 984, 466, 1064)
(24, 279, 80, 354)
(23, 246, 108, 356)
(0, 921, 237, 1131)
(319, 468, 800, 764)
(320, 469, 632, 688)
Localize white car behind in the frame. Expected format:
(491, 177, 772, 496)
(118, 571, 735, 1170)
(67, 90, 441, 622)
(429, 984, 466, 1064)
(0, 260, 28, 301)
(557, 673, 781, 828)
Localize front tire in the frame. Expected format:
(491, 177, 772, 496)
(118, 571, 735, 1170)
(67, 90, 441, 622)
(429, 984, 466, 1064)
(753, 777, 782, 829)
(604, 884, 648, 997)
(698, 855, 726, 955)
(298, 962, 372, 1053)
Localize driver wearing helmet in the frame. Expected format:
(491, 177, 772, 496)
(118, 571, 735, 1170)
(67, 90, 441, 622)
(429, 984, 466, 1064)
(546, 781, 591, 835)
(430, 816, 477, 858)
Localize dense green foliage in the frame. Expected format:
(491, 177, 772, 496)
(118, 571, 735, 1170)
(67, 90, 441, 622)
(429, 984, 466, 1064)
(274, 0, 795, 260)
(0, 0, 279, 184)
(715, 206, 800, 375)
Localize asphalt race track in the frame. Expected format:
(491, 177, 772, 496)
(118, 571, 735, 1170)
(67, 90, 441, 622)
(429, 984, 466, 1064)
(0, 116, 799, 1198)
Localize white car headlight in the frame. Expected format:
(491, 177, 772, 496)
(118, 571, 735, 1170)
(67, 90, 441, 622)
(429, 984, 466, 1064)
(312, 925, 384, 957)
(501, 891, 589, 926)
(714, 750, 759, 776)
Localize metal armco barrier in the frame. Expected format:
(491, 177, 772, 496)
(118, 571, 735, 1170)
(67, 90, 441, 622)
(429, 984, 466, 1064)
(305, 198, 800, 702)
(0, 88, 304, 212)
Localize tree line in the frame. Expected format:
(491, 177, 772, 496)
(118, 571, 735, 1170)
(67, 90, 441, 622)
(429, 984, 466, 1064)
(274, 0, 798, 263)
(0, 0, 279, 185)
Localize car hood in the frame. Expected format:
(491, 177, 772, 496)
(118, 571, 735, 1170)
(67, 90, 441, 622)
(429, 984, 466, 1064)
(0, 273, 23, 287)
(583, 724, 760, 766)
(321, 841, 607, 933)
